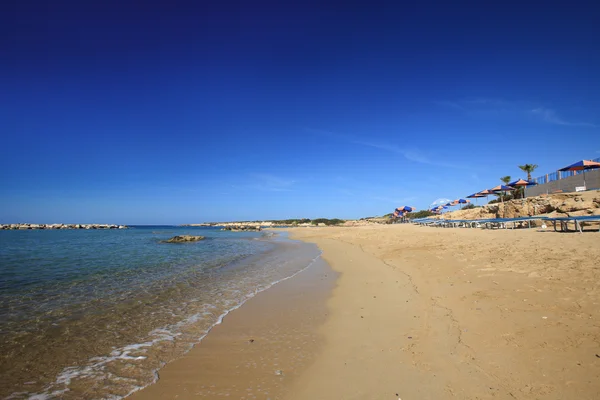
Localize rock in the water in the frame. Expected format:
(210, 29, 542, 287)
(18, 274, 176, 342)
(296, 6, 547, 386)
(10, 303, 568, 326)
(163, 235, 205, 243)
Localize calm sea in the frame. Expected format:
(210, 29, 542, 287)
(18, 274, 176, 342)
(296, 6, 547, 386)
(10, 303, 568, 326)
(0, 226, 320, 399)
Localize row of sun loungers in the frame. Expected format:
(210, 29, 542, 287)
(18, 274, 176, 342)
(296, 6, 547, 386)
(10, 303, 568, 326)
(411, 215, 600, 233)
(544, 215, 600, 233)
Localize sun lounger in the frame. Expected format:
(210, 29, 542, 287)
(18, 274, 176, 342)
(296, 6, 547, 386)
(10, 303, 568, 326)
(414, 218, 437, 226)
(414, 217, 545, 230)
(480, 219, 506, 229)
(465, 217, 544, 230)
(502, 216, 544, 229)
(543, 216, 600, 233)
(445, 219, 470, 228)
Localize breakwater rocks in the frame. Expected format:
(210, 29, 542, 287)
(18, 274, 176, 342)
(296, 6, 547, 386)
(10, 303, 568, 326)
(1, 223, 128, 230)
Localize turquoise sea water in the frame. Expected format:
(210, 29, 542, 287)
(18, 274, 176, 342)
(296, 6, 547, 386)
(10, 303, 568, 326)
(0, 226, 320, 399)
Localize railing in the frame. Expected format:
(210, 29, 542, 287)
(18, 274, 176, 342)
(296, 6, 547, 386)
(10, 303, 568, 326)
(533, 157, 600, 185)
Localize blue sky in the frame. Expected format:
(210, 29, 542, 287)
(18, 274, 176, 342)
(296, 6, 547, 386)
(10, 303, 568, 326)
(1, 1, 599, 224)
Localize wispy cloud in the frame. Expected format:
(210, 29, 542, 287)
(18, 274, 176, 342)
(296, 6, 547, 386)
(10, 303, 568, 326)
(530, 107, 598, 128)
(232, 173, 295, 192)
(306, 128, 465, 169)
(434, 98, 597, 128)
(353, 140, 466, 169)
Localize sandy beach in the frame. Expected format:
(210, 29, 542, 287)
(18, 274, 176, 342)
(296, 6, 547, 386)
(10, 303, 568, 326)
(133, 224, 600, 399)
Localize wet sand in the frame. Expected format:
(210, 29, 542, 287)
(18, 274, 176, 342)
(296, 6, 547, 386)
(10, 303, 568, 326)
(133, 224, 600, 399)
(130, 256, 337, 399)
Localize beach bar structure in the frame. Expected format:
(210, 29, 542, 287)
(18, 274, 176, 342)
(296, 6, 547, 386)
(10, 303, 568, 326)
(526, 157, 600, 196)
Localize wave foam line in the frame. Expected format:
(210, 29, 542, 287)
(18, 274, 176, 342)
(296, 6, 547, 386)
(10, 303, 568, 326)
(20, 251, 323, 400)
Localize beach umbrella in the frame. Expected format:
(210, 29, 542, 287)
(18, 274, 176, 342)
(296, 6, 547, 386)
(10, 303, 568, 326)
(430, 198, 452, 208)
(558, 160, 600, 189)
(457, 198, 470, 209)
(392, 210, 405, 223)
(467, 192, 486, 204)
(475, 189, 494, 204)
(490, 185, 516, 198)
(429, 198, 453, 214)
(508, 178, 538, 198)
(490, 185, 516, 193)
(430, 206, 442, 214)
(395, 207, 412, 221)
(467, 193, 485, 198)
(508, 178, 530, 186)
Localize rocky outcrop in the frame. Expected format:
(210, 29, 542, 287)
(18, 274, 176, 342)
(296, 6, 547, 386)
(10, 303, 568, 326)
(439, 190, 600, 221)
(0, 224, 128, 230)
(163, 235, 205, 243)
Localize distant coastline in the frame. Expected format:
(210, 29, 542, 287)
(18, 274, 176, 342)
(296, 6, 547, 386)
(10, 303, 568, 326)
(0, 223, 128, 230)
(182, 217, 388, 228)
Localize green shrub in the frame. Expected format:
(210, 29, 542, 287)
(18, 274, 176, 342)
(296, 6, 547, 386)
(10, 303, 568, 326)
(270, 218, 311, 225)
(406, 210, 435, 219)
(311, 218, 345, 226)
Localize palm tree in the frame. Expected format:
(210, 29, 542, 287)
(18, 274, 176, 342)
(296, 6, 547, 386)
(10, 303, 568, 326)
(518, 164, 538, 181)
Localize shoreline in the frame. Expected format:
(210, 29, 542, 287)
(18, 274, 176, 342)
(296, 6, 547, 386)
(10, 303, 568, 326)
(78, 224, 599, 399)
(130, 243, 337, 399)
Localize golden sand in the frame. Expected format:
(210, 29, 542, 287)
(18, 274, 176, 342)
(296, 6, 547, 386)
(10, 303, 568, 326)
(134, 224, 600, 399)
